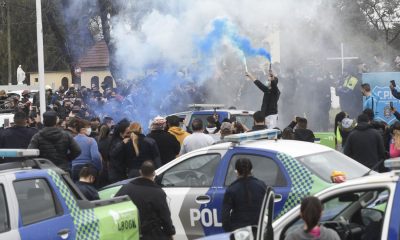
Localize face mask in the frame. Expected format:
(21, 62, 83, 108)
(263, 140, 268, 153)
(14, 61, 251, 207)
(266, 81, 271, 87)
(86, 128, 92, 136)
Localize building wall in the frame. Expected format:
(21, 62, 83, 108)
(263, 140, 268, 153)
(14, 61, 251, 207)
(29, 69, 115, 90)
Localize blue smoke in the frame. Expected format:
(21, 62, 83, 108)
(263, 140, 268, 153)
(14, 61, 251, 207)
(91, 18, 271, 130)
(198, 18, 272, 61)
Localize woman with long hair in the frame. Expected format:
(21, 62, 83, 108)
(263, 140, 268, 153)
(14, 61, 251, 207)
(222, 158, 267, 232)
(285, 196, 340, 240)
(125, 122, 161, 178)
(97, 124, 112, 187)
(108, 119, 131, 183)
(390, 122, 400, 158)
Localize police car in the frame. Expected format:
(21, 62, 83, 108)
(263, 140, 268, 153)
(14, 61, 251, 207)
(99, 129, 370, 239)
(0, 149, 139, 240)
(202, 159, 400, 240)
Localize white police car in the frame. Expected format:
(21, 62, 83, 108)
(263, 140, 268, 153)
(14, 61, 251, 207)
(0, 149, 139, 240)
(203, 159, 400, 240)
(99, 129, 370, 239)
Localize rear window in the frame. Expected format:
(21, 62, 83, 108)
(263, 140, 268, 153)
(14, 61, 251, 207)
(233, 114, 254, 130)
(187, 113, 254, 131)
(296, 151, 370, 182)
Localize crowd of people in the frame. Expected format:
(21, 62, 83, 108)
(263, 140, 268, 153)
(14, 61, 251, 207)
(1, 61, 399, 239)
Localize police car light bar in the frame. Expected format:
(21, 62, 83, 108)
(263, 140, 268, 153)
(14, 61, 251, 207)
(188, 104, 225, 110)
(223, 129, 281, 143)
(0, 149, 40, 158)
(384, 158, 400, 170)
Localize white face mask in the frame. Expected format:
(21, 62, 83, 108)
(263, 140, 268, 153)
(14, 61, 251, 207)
(85, 128, 92, 136)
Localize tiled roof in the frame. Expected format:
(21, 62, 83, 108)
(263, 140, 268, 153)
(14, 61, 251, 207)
(79, 41, 109, 68)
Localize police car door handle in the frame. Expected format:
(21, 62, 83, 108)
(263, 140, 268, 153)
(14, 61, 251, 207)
(274, 194, 282, 203)
(57, 228, 70, 239)
(195, 195, 211, 204)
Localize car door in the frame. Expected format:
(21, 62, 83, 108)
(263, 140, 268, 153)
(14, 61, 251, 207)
(0, 175, 20, 240)
(159, 150, 226, 240)
(13, 177, 76, 240)
(219, 148, 290, 218)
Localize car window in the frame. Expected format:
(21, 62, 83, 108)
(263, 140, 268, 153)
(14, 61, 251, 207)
(0, 184, 9, 233)
(283, 189, 388, 239)
(161, 154, 221, 187)
(187, 114, 217, 132)
(225, 154, 287, 187)
(14, 179, 59, 225)
(233, 114, 254, 130)
(296, 150, 370, 182)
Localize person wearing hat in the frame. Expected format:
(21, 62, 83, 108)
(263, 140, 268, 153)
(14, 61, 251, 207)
(338, 117, 356, 149)
(147, 116, 180, 166)
(0, 111, 38, 156)
(28, 111, 81, 172)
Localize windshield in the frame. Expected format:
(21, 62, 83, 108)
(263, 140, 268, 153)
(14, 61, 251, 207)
(296, 150, 370, 182)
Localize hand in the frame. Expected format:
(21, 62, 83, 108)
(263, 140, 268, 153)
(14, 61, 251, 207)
(130, 132, 138, 141)
(213, 113, 218, 122)
(123, 138, 130, 144)
(245, 71, 256, 81)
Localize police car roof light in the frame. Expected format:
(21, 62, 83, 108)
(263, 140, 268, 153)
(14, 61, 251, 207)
(0, 149, 40, 158)
(188, 104, 225, 110)
(223, 129, 281, 143)
(384, 158, 400, 171)
(0, 158, 59, 173)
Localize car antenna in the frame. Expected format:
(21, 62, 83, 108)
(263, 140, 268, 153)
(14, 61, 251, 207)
(362, 158, 385, 177)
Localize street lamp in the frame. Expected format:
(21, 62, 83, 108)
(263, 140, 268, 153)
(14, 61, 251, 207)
(35, 0, 46, 117)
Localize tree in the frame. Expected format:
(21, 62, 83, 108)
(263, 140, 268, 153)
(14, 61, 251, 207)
(43, 0, 96, 86)
(357, 0, 400, 47)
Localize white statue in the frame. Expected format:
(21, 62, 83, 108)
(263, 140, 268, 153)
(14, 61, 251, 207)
(17, 65, 25, 85)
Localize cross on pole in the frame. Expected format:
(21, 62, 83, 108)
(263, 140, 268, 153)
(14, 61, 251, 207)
(327, 43, 358, 75)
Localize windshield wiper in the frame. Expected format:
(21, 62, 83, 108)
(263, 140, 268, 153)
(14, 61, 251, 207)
(363, 158, 385, 177)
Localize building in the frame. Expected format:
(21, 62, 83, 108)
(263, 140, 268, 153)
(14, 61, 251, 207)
(29, 41, 114, 90)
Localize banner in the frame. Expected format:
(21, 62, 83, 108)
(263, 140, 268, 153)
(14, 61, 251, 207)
(362, 72, 400, 124)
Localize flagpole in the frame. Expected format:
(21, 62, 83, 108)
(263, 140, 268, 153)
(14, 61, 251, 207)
(36, 0, 46, 118)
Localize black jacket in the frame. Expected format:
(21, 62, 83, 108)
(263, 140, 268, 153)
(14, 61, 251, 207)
(294, 129, 315, 143)
(0, 126, 38, 149)
(250, 125, 267, 132)
(222, 176, 267, 232)
(287, 121, 315, 143)
(147, 130, 180, 166)
(115, 178, 175, 240)
(254, 78, 280, 116)
(344, 122, 385, 169)
(28, 127, 81, 171)
(108, 137, 127, 183)
(75, 181, 99, 201)
(392, 88, 400, 100)
(124, 134, 161, 178)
